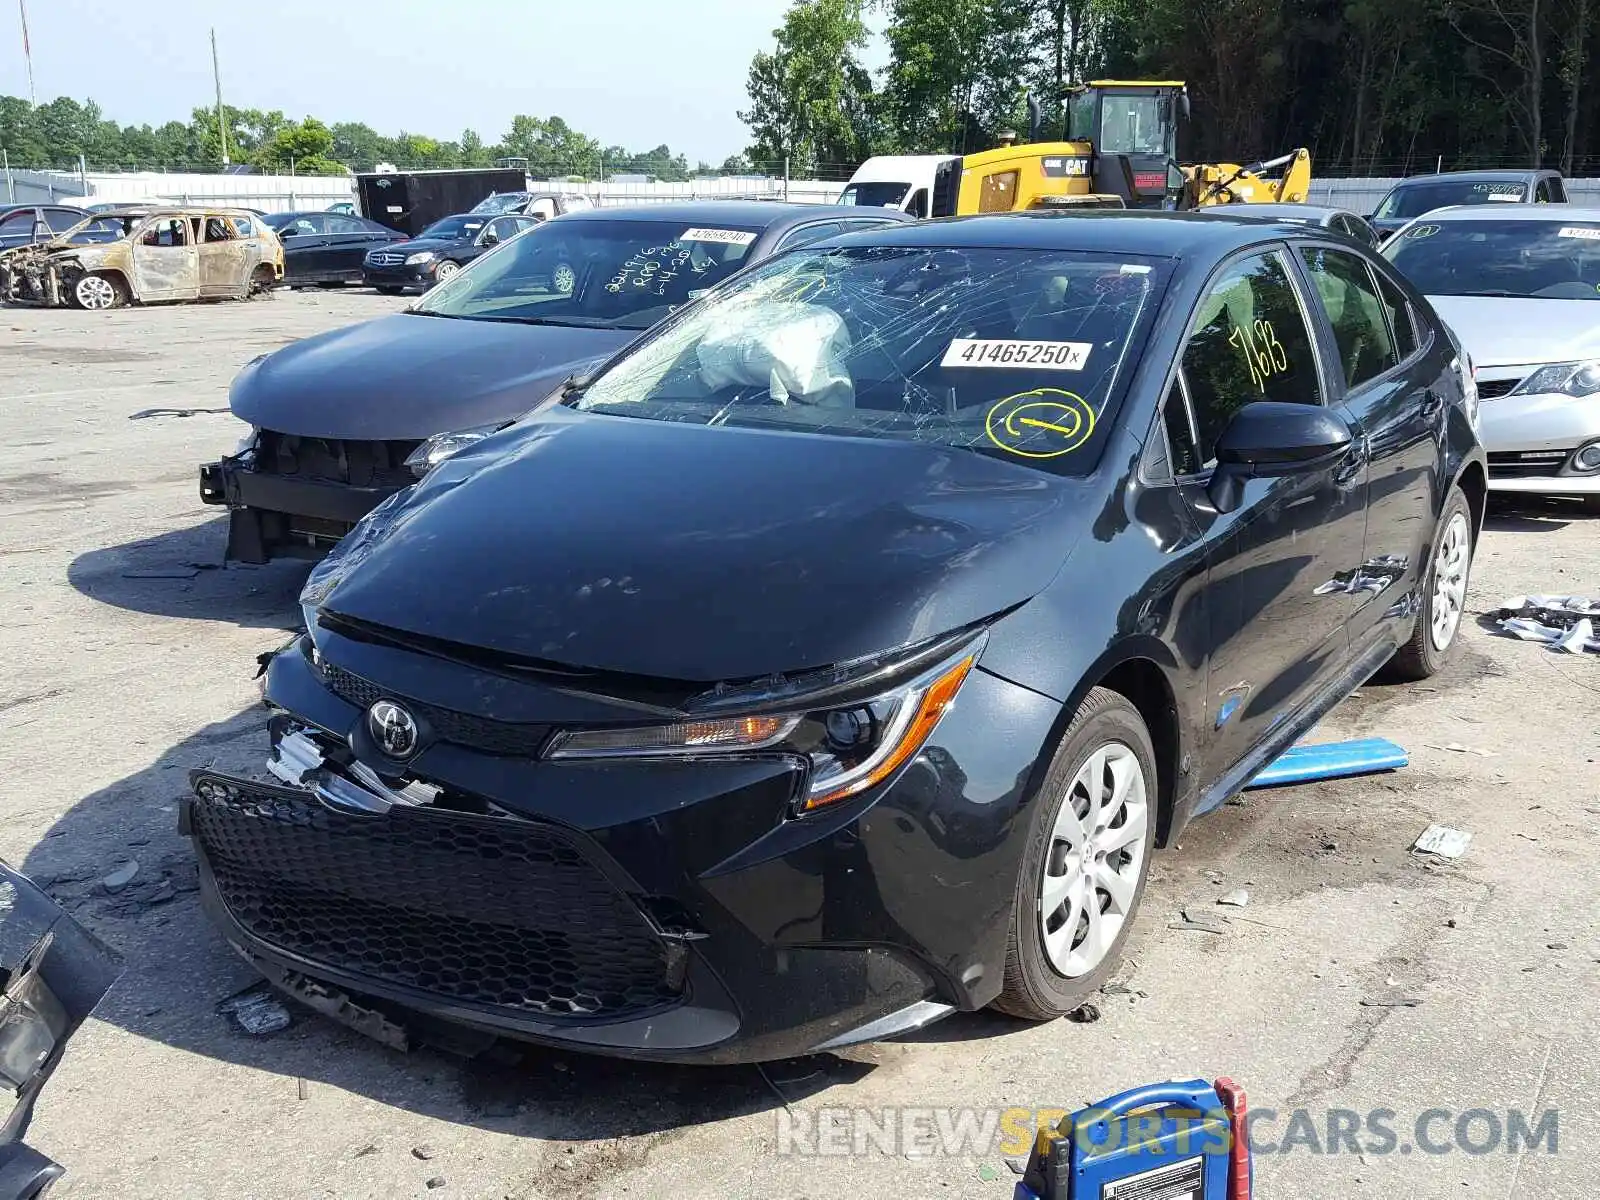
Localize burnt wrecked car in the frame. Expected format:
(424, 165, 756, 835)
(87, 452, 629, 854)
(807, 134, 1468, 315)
(0, 208, 284, 309)
(198, 201, 911, 563)
(184, 213, 1485, 1064)
(0, 862, 122, 1195)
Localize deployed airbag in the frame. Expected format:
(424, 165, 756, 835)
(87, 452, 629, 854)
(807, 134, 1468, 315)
(696, 302, 854, 406)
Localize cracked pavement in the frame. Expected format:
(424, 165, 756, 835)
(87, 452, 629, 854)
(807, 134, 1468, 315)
(0, 293, 1597, 1197)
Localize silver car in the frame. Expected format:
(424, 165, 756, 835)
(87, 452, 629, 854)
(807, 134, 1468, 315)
(1384, 205, 1600, 508)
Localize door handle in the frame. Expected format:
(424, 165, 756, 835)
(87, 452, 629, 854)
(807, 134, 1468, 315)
(1420, 390, 1445, 419)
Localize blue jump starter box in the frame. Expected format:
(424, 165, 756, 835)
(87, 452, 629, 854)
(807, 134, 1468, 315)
(1014, 1078, 1249, 1200)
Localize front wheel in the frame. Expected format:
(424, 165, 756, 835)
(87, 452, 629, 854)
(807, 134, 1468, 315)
(433, 260, 461, 284)
(71, 271, 126, 310)
(1382, 487, 1475, 681)
(993, 687, 1158, 1021)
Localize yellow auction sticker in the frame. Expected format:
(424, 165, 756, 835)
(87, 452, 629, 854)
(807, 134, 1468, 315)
(985, 389, 1097, 458)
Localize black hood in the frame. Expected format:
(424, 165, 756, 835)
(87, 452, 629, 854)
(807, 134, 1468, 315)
(229, 314, 630, 440)
(378, 234, 467, 254)
(322, 409, 1089, 682)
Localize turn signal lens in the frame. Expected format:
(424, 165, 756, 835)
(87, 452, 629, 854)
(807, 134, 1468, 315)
(801, 654, 976, 812)
(545, 715, 797, 759)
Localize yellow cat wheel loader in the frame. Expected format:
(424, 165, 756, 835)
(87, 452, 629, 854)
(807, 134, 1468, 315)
(840, 81, 1311, 218)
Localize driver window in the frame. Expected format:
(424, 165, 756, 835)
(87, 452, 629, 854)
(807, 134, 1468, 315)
(1164, 251, 1322, 475)
(142, 218, 189, 247)
(203, 216, 236, 242)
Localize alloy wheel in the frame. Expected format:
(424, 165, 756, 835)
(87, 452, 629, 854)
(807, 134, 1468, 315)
(1039, 741, 1150, 978)
(1430, 511, 1471, 651)
(75, 275, 117, 310)
(553, 262, 576, 295)
(435, 261, 461, 282)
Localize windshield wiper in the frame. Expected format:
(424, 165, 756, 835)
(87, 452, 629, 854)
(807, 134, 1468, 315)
(1450, 288, 1522, 297)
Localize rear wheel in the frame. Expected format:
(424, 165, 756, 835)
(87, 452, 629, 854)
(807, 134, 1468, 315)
(71, 271, 126, 310)
(248, 265, 277, 298)
(1382, 487, 1474, 681)
(993, 688, 1157, 1021)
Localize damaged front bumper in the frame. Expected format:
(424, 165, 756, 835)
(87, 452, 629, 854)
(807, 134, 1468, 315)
(0, 251, 77, 307)
(178, 637, 1052, 1063)
(199, 451, 403, 564)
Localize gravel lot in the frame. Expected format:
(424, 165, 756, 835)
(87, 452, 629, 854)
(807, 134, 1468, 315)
(2, 292, 1597, 1199)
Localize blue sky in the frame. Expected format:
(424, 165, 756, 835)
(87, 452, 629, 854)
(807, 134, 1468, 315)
(2, 0, 887, 161)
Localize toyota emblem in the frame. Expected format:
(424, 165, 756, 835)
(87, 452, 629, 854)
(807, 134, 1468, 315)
(367, 700, 419, 759)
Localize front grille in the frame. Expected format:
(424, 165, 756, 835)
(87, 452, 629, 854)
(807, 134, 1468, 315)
(256, 430, 421, 489)
(369, 252, 406, 266)
(1476, 377, 1523, 400)
(190, 773, 681, 1019)
(1488, 449, 1571, 478)
(323, 664, 552, 756)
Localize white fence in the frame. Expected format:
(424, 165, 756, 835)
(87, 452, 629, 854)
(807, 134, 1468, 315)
(9, 165, 1600, 216)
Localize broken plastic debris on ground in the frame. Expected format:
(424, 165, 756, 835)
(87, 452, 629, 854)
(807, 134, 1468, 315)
(1495, 595, 1600, 654)
(1413, 824, 1472, 859)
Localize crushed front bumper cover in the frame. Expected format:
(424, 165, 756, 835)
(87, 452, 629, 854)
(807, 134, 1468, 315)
(180, 706, 954, 1063)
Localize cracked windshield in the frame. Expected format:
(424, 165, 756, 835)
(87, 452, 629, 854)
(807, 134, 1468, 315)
(412, 219, 762, 329)
(569, 245, 1172, 475)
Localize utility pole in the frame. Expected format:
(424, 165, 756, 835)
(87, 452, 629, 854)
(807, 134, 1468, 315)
(211, 27, 230, 166)
(18, 0, 35, 108)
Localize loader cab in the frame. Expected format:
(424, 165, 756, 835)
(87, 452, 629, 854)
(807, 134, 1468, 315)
(1066, 81, 1189, 209)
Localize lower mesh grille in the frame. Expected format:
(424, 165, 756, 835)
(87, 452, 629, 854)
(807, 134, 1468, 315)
(190, 772, 681, 1018)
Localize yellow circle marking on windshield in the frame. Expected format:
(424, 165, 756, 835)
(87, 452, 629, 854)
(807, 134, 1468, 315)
(985, 390, 1097, 458)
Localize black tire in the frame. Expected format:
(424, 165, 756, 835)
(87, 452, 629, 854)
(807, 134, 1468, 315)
(993, 687, 1159, 1021)
(1381, 487, 1475, 682)
(375, 285, 404, 296)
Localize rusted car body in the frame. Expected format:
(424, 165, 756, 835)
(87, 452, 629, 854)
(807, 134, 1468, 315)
(0, 207, 284, 309)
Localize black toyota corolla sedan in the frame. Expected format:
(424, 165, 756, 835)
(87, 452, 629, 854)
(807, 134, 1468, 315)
(185, 212, 1486, 1064)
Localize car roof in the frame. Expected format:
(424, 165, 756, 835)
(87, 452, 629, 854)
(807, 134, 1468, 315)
(1417, 204, 1600, 223)
(559, 201, 910, 232)
(1195, 203, 1353, 221)
(1390, 169, 1544, 186)
(824, 209, 1324, 257)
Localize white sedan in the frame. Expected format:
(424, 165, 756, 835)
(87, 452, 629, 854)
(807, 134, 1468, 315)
(1384, 205, 1600, 507)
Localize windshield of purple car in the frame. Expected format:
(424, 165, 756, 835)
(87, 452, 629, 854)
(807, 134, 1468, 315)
(411, 220, 763, 329)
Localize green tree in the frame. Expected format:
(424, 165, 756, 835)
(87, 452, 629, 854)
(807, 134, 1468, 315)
(881, 0, 1034, 154)
(739, 0, 878, 173)
(254, 116, 345, 175)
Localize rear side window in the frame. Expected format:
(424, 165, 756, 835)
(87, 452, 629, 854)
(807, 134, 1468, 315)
(1165, 250, 1322, 474)
(44, 208, 83, 232)
(906, 188, 929, 219)
(1298, 247, 1398, 390)
(1371, 267, 1419, 360)
(1549, 177, 1568, 203)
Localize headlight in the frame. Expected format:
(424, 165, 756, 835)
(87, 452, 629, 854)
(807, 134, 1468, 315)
(544, 643, 980, 814)
(405, 251, 437, 266)
(403, 423, 504, 478)
(1510, 360, 1600, 398)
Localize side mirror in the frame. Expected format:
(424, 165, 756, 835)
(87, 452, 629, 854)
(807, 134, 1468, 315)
(1206, 402, 1353, 514)
(481, 230, 500, 246)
